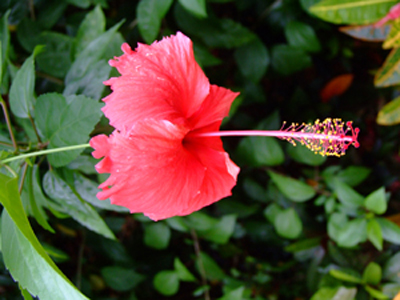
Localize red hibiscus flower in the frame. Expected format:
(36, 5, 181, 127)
(90, 32, 240, 221)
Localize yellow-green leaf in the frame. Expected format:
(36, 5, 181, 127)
(383, 18, 400, 48)
(375, 47, 400, 87)
(377, 96, 400, 125)
(310, 0, 397, 25)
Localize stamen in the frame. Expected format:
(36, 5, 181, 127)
(193, 118, 360, 157)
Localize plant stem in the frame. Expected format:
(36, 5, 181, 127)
(0, 97, 18, 151)
(0, 143, 91, 164)
(191, 229, 210, 300)
(28, 115, 42, 143)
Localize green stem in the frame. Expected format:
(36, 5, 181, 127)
(0, 143, 91, 164)
(0, 96, 18, 151)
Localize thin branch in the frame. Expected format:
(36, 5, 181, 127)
(28, 0, 36, 20)
(18, 162, 29, 194)
(28, 115, 42, 143)
(191, 229, 210, 300)
(76, 231, 86, 290)
(0, 97, 18, 151)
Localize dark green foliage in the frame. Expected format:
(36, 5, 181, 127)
(0, 1, 399, 300)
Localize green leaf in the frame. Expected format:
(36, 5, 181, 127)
(383, 18, 400, 49)
(35, 93, 103, 167)
(237, 136, 284, 166)
(25, 166, 54, 233)
(367, 218, 383, 250)
(184, 211, 218, 231)
(310, 286, 357, 300)
(377, 96, 400, 126)
(43, 171, 115, 240)
(64, 21, 123, 100)
(9, 45, 43, 118)
(234, 38, 269, 83)
(309, 0, 396, 25)
(0, 174, 88, 300)
(217, 286, 245, 300)
(74, 5, 105, 58)
(271, 44, 312, 76)
(264, 203, 284, 223)
(197, 252, 226, 281)
(144, 223, 171, 249)
(284, 237, 321, 253)
(383, 252, 400, 282)
(274, 208, 303, 239)
(0, 11, 10, 85)
(336, 166, 371, 186)
(364, 187, 387, 214)
(199, 215, 236, 244)
(333, 178, 364, 207)
(72, 171, 129, 213)
(178, 0, 207, 18)
(37, 1, 68, 29)
(287, 143, 326, 166)
(101, 266, 145, 292)
(329, 269, 363, 284)
(376, 218, 400, 244)
(137, 0, 174, 43)
(327, 213, 348, 242)
(175, 4, 255, 48)
(375, 47, 400, 87)
(285, 21, 321, 53)
(363, 262, 382, 285)
(174, 257, 197, 282)
(267, 170, 316, 202)
(36, 32, 73, 78)
(16, 18, 42, 53)
(165, 217, 189, 232)
(337, 218, 367, 247)
(365, 285, 390, 299)
(153, 270, 179, 296)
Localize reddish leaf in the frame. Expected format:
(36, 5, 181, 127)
(320, 74, 354, 102)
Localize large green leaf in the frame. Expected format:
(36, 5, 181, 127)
(237, 136, 284, 166)
(0, 10, 10, 85)
(218, 286, 245, 300)
(287, 143, 326, 166)
(101, 266, 145, 292)
(364, 187, 387, 214)
(234, 38, 269, 83)
(377, 218, 400, 244)
(337, 218, 367, 247)
(196, 252, 226, 281)
(336, 166, 370, 186)
(271, 44, 312, 75)
(367, 218, 383, 250)
(274, 208, 303, 239)
(375, 47, 400, 87)
(310, 0, 396, 25)
(175, 3, 255, 48)
(267, 170, 316, 202)
(153, 270, 179, 296)
(383, 252, 400, 282)
(0, 173, 88, 300)
(144, 223, 171, 249)
(333, 178, 364, 207)
(43, 171, 115, 240)
(377, 96, 400, 125)
(73, 5, 105, 58)
(174, 258, 197, 282)
(285, 21, 321, 53)
(137, 0, 173, 44)
(178, 0, 207, 18)
(35, 93, 103, 167)
(9, 46, 43, 118)
(199, 215, 236, 244)
(64, 21, 123, 99)
(310, 287, 357, 300)
(36, 32, 73, 78)
(363, 262, 382, 285)
(72, 171, 129, 213)
(383, 18, 400, 49)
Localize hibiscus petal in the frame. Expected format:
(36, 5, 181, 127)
(188, 84, 240, 129)
(102, 32, 210, 131)
(180, 142, 240, 216)
(91, 119, 210, 220)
